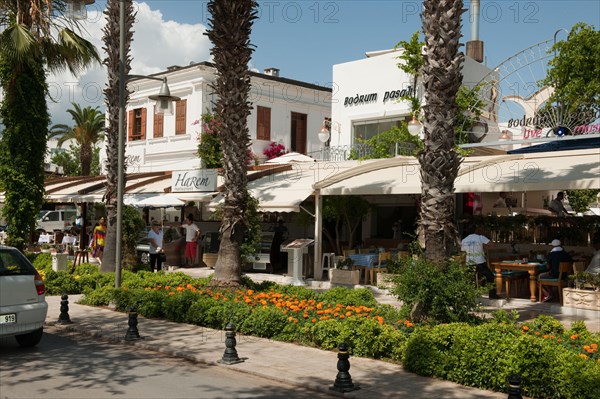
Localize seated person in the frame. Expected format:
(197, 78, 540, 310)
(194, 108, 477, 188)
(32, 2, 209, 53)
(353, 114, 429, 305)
(539, 239, 572, 302)
(585, 243, 600, 275)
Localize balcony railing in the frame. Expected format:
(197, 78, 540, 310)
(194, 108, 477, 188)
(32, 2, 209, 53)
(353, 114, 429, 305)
(307, 142, 418, 161)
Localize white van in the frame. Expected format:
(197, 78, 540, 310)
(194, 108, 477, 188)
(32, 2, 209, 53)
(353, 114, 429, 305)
(36, 209, 77, 233)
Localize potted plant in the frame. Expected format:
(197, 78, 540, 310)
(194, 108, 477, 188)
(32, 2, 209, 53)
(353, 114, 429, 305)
(329, 257, 360, 285)
(564, 271, 600, 310)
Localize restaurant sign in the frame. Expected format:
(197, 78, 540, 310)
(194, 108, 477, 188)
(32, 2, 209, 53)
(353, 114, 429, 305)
(172, 169, 218, 192)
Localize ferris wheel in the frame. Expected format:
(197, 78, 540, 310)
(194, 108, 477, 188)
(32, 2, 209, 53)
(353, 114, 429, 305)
(459, 36, 596, 145)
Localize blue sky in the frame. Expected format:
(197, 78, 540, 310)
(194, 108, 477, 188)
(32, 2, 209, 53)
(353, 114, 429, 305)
(48, 1, 599, 124)
(146, 0, 600, 85)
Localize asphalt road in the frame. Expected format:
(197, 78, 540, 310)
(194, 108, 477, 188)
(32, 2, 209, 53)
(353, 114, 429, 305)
(0, 332, 336, 399)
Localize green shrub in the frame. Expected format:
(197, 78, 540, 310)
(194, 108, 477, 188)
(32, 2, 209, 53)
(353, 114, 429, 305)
(403, 323, 471, 377)
(317, 287, 377, 307)
(390, 257, 484, 323)
(79, 285, 116, 306)
(32, 253, 52, 270)
(240, 306, 289, 338)
(163, 290, 199, 322)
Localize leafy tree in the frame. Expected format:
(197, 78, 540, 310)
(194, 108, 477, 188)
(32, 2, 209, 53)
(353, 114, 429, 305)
(353, 123, 423, 159)
(419, 1, 464, 263)
(395, 31, 424, 114)
(102, 0, 135, 273)
(206, 0, 258, 287)
(541, 23, 600, 119)
(565, 190, 600, 213)
(51, 144, 101, 176)
(196, 112, 223, 169)
(323, 196, 372, 255)
(0, 0, 99, 249)
(49, 103, 105, 176)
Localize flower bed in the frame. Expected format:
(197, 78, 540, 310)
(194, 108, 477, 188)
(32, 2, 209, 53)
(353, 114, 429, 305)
(31, 252, 600, 398)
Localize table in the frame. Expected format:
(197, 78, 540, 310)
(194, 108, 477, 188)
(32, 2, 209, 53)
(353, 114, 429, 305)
(492, 261, 544, 302)
(349, 254, 379, 284)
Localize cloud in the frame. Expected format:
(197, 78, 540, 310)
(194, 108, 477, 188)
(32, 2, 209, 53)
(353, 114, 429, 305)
(47, 1, 211, 125)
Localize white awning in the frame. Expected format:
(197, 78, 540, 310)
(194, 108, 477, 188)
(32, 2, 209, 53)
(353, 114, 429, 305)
(209, 161, 363, 212)
(314, 149, 600, 195)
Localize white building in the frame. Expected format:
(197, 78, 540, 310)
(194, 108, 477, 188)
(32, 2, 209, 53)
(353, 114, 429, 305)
(99, 62, 332, 173)
(331, 49, 493, 146)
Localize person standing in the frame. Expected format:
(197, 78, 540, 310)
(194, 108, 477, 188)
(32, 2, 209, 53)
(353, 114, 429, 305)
(548, 192, 570, 216)
(461, 224, 500, 299)
(90, 217, 107, 264)
(182, 214, 200, 266)
(148, 220, 164, 272)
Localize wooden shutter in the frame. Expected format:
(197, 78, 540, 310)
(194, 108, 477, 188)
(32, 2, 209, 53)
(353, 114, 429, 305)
(140, 108, 147, 140)
(257, 106, 271, 140)
(153, 106, 164, 138)
(175, 99, 187, 134)
(127, 110, 134, 141)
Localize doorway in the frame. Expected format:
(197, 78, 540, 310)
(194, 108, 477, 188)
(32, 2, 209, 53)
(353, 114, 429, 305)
(290, 112, 307, 154)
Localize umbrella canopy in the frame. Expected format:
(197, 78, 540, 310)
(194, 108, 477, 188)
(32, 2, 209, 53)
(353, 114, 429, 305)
(265, 152, 316, 164)
(130, 194, 185, 208)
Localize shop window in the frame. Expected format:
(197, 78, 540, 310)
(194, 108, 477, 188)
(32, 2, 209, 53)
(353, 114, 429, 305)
(257, 106, 271, 140)
(175, 99, 187, 135)
(127, 108, 146, 141)
(353, 118, 404, 141)
(153, 105, 164, 138)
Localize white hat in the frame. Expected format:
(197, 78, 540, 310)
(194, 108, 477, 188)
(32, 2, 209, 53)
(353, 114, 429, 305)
(551, 239, 561, 246)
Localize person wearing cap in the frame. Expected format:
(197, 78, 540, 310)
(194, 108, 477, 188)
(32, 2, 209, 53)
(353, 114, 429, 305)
(539, 239, 572, 302)
(148, 220, 164, 272)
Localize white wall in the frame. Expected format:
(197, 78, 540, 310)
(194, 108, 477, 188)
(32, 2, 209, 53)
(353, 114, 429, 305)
(100, 64, 332, 173)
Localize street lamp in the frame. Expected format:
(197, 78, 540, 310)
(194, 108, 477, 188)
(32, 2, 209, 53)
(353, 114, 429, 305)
(407, 114, 421, 136)
(318, 122, 331, 161)
(78, 0, 179, 287)
(65, 0, 95, 20)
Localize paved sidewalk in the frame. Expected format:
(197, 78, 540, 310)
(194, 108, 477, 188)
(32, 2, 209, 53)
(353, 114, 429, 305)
(45, 295, 507, 399)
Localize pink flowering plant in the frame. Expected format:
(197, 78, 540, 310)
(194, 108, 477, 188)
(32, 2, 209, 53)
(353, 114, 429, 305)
(263, 141, 288, 160)
(195, 112, 223, 169)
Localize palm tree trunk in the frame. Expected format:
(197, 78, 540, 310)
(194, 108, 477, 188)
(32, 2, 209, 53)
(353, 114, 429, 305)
(206, 0, 258, 287)
(418, 0, 464, 263)
(101, 0, 134, 272)
(80, 143, 93, 176)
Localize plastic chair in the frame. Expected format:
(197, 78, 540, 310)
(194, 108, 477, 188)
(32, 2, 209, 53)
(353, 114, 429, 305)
(321, 252, 336, 279)
(538, 261, 572, 305)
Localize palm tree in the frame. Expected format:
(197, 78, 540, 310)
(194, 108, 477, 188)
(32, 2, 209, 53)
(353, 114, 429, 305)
(418, 0, 465, 262)
(49, 103, 105, 176)
(101, 0, 134, 273)
(0, 0, 99, 249)
(206, 0, 258, 287)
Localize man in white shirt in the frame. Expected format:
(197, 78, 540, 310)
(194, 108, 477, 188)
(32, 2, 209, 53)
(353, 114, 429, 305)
(548, 192, 569, 216)
(182, 214, 200, 266)
(148, 220, 164, 272)
(461, 224, 500, 299)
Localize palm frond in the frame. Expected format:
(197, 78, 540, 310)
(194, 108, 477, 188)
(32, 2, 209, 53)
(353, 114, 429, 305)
(0, 23, 39, 64)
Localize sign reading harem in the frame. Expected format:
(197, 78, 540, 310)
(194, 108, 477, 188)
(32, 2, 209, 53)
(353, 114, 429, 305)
(172, 169, 218, 192)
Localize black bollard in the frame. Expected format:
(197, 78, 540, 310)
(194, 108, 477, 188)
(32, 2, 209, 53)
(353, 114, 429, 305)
(218, 323, 244, 364)
(57, 294, 72, 324)
(124, 306, 141, 341)
(330, 342, 360, 392)
(507, 373, 523, 399)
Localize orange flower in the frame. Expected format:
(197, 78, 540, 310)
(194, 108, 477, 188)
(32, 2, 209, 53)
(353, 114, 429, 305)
(311, 318, 317, 323)
(339, 314, 345, 319)
(521, 325, 529, 331)
(571, 335, 579, 340)
(247, 289, 254, 295)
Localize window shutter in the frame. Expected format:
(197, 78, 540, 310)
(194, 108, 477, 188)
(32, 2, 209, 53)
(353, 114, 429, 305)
(140, 108, 147, 140)
(127, 110, 134, 141)
(257, 106, 271, 140)
(175, 99, 187, 134)
(153, 106, 164, 138)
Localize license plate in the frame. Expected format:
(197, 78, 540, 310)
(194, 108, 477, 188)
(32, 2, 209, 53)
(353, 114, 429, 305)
(0, 313, 16, 324)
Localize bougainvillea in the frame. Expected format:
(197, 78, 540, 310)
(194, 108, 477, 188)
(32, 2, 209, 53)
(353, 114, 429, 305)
(263, 141, 288, 160)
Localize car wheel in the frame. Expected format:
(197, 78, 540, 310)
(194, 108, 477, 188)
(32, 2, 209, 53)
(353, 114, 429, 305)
(139, 251, 150, 265)
(15, 328, 44, 347)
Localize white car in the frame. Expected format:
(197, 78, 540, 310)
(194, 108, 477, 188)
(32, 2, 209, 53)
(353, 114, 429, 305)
(0, 245, 48, 347)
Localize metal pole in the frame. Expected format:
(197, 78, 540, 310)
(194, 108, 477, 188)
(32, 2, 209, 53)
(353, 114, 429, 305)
(314, 192, 323, 280)
(115, 0, 126, 288)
